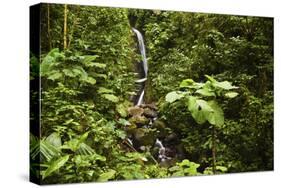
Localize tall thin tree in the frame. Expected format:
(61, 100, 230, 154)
(63, 4, 68, 50)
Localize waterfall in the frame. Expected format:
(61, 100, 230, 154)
(132, 28, 148, 106)
(155, 139, 169, 162)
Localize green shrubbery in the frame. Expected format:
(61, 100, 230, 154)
(30, 4, 273, 184)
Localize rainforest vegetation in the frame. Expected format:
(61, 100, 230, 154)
(30, 3, 273, 184)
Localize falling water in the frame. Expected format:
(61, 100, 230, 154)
(132, 28, 148, 106)
(155, 139, 170, 162)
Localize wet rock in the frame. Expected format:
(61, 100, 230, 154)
(133, 128, 156, 146)
(152, 120, 167, 138)
(128, 106, 144, 117)
(139, 103, 157, 110)
(129, 115, 149, 126)
(143, 107, 158, 118)
(152, 120, 166, 129)
(164, 133, 180, 145)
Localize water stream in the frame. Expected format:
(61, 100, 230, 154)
(132, 28, 169, 162)
(132, 28, 148, 106)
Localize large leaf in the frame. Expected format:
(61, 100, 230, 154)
(102, 94, 119, 103)
(187, 96, 213, 124)
(62, 69, 75, 77)
(82, 55, 99, 67)
(180, 79, 204, 89)
(61, 131, 90, 152)
(180, 79, 195, 88)
(116, 103, 128, 117)
(47, 72, 62, 81)
(72, 66, 88, 79)
(40, 48, 64, 76)
(97, 169, 116, 182)
(42, 155, 69, 179)
(165, 91, 184, 103)
(213, 81, 238, 90)
(46, 132, 62, 148)
(225, 91, 238, 98)
(196, 88, 215, 97)
(83, 77, 96, 85)
(206, 100, 224, 127)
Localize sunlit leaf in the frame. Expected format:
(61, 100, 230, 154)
(97, 169, 116, 182)
(42, 155, 69, 179)
(102, 94, 119, 103)
(225, 92, 238, 98)
(165, 91, 184, 103)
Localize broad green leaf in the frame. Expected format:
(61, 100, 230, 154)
(98, 87, 114, 94)
(62, 69, 75, 77)
(213, 81, 238, 90)
(42, 155, 69, 179)
(72, 66, 88, 79)
(207, 100, 224, 126)
(82, 55, 99, 67)
(92, 73, 107, 79)
(118, 118, 131, 126)
(97, 169, 116, 182)
(225, 91, 238, 98)
(84, 77, 96, 85)
(102, 94, 119, 103)
(165, 91, 184, 103)
(46, 132, 62, 148)
(41, 48, 64, 76)
(48, 72, 62, 81)
(205, 75, 217, 83)
(116, 103, 128, 117)
(61, 132, 90, 152)
(180, 79, 194, 88)
(187, 96, 213, 124)
(116, 130, 126, 139)
(196, 88, 215, 97)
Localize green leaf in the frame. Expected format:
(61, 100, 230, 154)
(72, 66, 88, 79)
(118, 118, 131, 126)
(42, 155, 69, 179)
(213, 81, 238, 90)
(116, 106, 127, 117)
(61, 132, 90, 152)
(62, 69, 75, 77)
(98, 87, 114, 94)
(48, 72, 62, 81)
(165, 91, 184, 103)
(205, 75, 217, 83)
(207, 100, 224, 126)
(102, 94, 119, 103)
(116, 103, 128, 117)
(116, 130, 126, 139)
(83, 77, 96, 85)
(187, 96, 213, 124)
(216, 166, 228, 172)
(97, 169, 116, 182)
(92, 63, 107, 69)
(46, 132, 62, 148)
(180, 79, 195, 88)
(196, 88, 215, 97)
(82, 55, 99, 67)
(225, 91, 238, 98)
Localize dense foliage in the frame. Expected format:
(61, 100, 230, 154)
(30, 4, 273, 184)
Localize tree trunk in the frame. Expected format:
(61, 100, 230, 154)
(47, 4, 52, 50)
(63, 4, 68, 50)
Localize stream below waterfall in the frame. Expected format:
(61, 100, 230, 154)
(131, 28, 178, 165)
